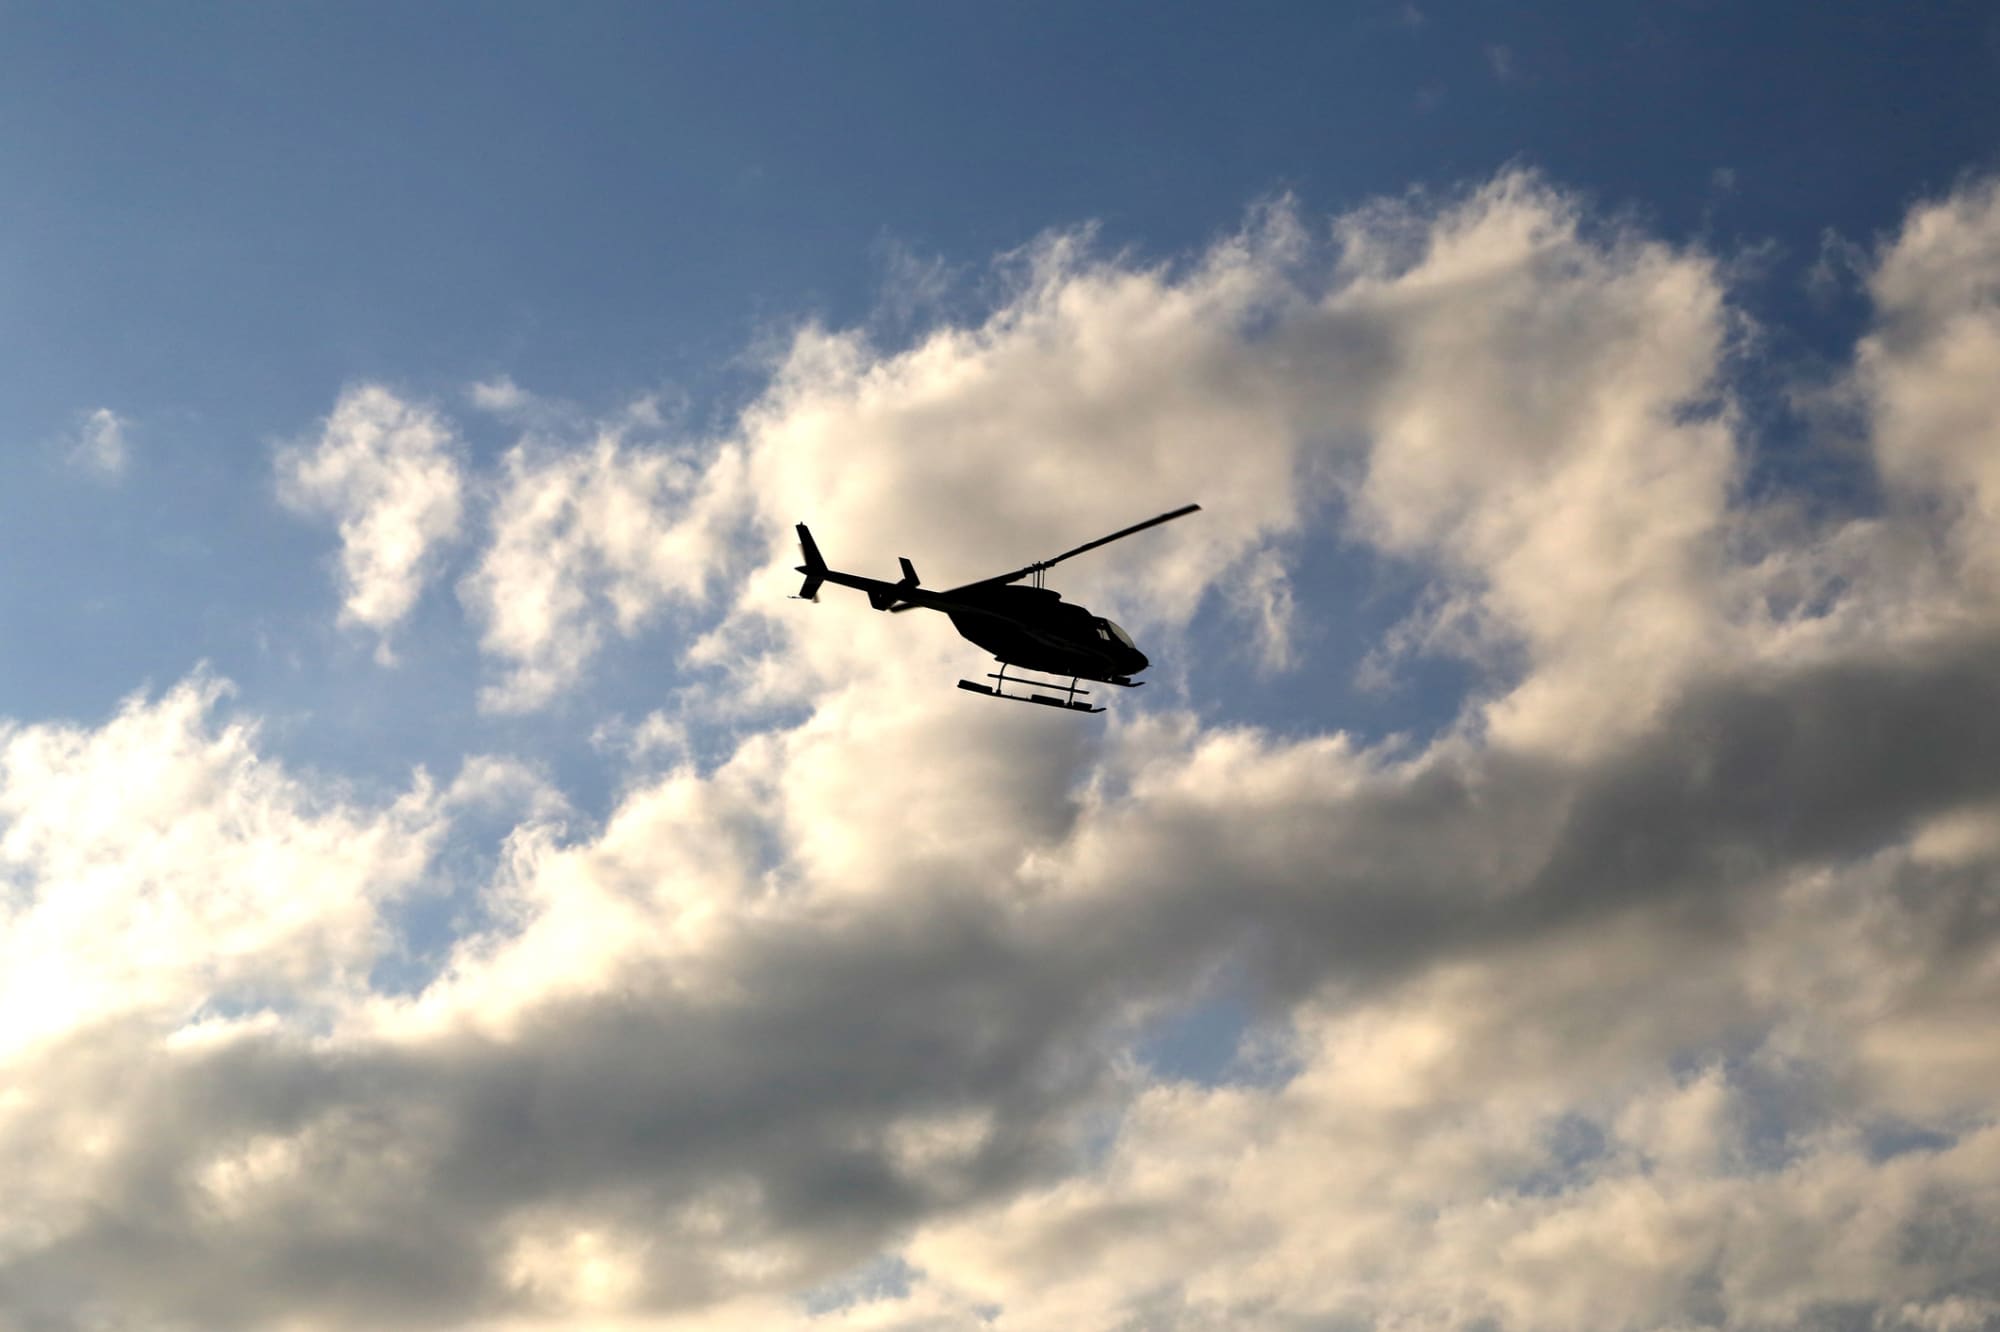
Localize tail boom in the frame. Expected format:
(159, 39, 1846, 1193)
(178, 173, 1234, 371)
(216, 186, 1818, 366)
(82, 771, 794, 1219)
(794, 524, 926, 611)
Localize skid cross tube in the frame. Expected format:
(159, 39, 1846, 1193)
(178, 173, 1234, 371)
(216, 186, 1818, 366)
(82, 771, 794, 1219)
(956, 662, 1104, 714)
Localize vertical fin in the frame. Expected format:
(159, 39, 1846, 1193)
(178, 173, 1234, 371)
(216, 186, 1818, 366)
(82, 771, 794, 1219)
(795, 523, 826, 600)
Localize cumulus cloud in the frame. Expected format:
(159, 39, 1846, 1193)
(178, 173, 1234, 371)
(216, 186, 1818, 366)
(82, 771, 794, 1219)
(0, 676, 449, 1327)
(0, 675, 443, 1049)
(8, 171, 2000, 1332)
(277, 384, 467, 661)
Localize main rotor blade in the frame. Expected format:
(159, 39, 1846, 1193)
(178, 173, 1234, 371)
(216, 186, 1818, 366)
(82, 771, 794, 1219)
(930, 503, 1203, 596)
(1031, 503, 1202, 575)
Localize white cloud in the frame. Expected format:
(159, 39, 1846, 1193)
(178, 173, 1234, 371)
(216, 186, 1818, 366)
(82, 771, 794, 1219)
(9, 172, 2000, 1332)
(0, 675, 443, 1056)
(459, 417, 749, 711)
(460, 175, 1737, 733)
(632, 175, 1750, 770)
(1327, 175, 1741, 754)
(277, 384, 466, 661)
(1852, 175, 2000, 591)
(0, 675, 450, 1326)
(470, 375, 535, 416)
(65, 406, 130, 478)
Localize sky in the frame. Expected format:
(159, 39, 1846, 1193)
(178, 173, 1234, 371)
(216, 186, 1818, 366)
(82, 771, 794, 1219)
(3, 4, 2000, 1329)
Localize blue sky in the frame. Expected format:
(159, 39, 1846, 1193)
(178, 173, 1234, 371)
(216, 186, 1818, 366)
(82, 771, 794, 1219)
(5, 2, 1993, 773)
(4, 3, 1993, 709)
(5, 6, 2000, 1331)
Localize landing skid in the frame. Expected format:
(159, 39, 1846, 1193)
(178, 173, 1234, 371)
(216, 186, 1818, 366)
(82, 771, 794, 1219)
(957, 664, 1104, 713)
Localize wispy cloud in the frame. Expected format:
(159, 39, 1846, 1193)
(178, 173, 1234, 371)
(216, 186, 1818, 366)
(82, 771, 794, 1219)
(275, 384, 466, 663)
(459, 415, 749, 711)
(64, 406, 130, 479)
(467, 374, 534, 416)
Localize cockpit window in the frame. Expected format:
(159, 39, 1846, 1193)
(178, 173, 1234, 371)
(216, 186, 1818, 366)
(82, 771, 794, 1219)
(1103, 619, 1136, 649)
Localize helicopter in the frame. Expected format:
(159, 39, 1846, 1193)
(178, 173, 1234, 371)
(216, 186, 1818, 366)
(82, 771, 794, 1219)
(793, 504, 1201, 713)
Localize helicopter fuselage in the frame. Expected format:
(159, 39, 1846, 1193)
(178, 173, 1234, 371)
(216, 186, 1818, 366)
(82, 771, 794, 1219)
(942, 584, 1148, 681)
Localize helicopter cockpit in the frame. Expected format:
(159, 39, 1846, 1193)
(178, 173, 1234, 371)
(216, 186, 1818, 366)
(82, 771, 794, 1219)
(1095, 618, 1137, 649)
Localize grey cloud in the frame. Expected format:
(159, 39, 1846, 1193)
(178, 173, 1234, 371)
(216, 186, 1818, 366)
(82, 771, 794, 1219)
(12, 627, 1998, 1328)
(0, 912, 1111, 1328)
(1035, 629, 2000, 1030)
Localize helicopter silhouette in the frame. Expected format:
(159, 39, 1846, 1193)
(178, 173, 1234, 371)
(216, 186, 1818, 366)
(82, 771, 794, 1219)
(793, 503, 1201, 712)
